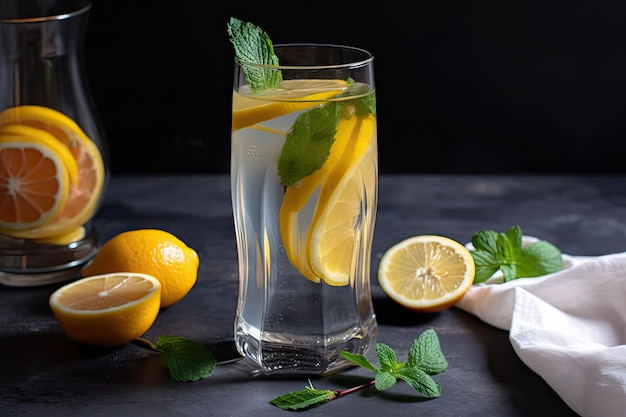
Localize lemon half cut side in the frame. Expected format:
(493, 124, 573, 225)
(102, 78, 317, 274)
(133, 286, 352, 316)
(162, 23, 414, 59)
(378, 235, 475, 313)
(49, 272, 162, 347)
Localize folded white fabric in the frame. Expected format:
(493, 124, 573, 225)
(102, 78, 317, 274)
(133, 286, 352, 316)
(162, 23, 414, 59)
(456, 245, 626, 417)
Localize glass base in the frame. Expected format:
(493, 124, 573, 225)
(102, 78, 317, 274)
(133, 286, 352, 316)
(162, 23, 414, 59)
(0, 266, 83, 287)
(235, 320, 378, 376)
(0, 225, 98, 287)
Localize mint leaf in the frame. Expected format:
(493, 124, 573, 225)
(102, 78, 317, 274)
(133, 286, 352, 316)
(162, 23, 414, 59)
(374, 371, 397, 390)
(396, 366, 442, 398)
(408, 328, 448, 375)
(375, 342, 398, 371)
(517, 240, 564, 277)
(155, 335, 217, 382)
(277, 96, 375, 186)
(470, 225, 563, 283)
(227, 17, 281, 92)
(501, 263, 517, 282)
(270, 382, 336, 410)
(471, 228, 499, 253)
(339, 351, 378, 372)
(277, 101, 341, 186)
(355, 90, 377, 117)
(471, 249, 501, 283)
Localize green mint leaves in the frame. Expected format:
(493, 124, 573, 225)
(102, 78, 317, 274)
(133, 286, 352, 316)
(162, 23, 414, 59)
(270, 329, 448, 411)
(470, 225, 564, 283)
(269, 381, 339, 411)
(277, 101, 341, 186)
(277, 92, 376, 187)
(135, 335, 217, 382)
(343, 328, 447, 395)
(227, 17, 282, 92)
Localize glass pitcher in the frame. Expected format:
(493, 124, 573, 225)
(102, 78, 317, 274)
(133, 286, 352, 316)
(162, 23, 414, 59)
(0, 0, 109, 286)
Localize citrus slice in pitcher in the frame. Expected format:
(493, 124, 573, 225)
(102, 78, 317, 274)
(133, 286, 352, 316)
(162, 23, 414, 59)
(0, 105, 91, 148)
(0, 105, 105, 240)
(0, 133, 74, 230)
(232, 79, 348, 131)
(36, 226, 86, 245)
(0, 124, 79, 185)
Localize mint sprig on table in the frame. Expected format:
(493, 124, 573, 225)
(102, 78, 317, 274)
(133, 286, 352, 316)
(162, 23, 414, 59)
(270, 329, 448, 411)
(470, 225, 564, 283)
(135, 335, 217, 382)
(227, 17, 376, 187)
(134, 329, 447, 412)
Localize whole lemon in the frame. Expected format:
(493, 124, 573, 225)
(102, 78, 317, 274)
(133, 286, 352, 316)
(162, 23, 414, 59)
(82, 229, 199, 308)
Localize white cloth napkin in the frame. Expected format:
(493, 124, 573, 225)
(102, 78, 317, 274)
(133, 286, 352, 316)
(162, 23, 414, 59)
(456, 238, 626, 417)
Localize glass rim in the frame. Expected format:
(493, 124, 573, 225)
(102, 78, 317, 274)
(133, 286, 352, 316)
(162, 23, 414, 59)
(0, 1, 91, 24)
(235, 43, 374, 71)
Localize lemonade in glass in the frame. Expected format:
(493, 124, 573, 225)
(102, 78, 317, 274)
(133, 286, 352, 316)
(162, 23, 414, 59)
(229, 19, 378, 375)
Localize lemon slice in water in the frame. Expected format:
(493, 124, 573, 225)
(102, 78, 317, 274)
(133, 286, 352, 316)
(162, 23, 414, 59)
(307, 114, 377, 286)
(279, 110, 376, 286)
(232, 79, 348, 131)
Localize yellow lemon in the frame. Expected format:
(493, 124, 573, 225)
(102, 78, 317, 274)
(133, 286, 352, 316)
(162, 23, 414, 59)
(378, 235, 475, 313)
(49, 272, 161, 347)
(82, 229, 199, 308)
(232, 79, 348, 131)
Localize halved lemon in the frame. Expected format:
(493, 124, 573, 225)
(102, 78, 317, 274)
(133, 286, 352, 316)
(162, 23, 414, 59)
(232, 79, 348, 131)
(378, 235, 475, 313)
(49, 272, 162, 347)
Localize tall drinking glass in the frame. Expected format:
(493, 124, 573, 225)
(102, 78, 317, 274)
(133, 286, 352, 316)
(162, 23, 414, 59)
(231, 44, 378, 375)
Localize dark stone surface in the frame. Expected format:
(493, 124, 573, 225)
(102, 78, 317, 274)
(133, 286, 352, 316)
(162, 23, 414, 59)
(4, 174, 623, 416)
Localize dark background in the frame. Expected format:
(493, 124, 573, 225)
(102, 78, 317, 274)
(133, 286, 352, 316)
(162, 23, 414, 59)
(83, 0, 626, 175)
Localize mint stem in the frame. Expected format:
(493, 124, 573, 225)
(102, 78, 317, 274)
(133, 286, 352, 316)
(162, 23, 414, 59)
(134, 337, 158, 351)
(333, 380, 376, 399)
